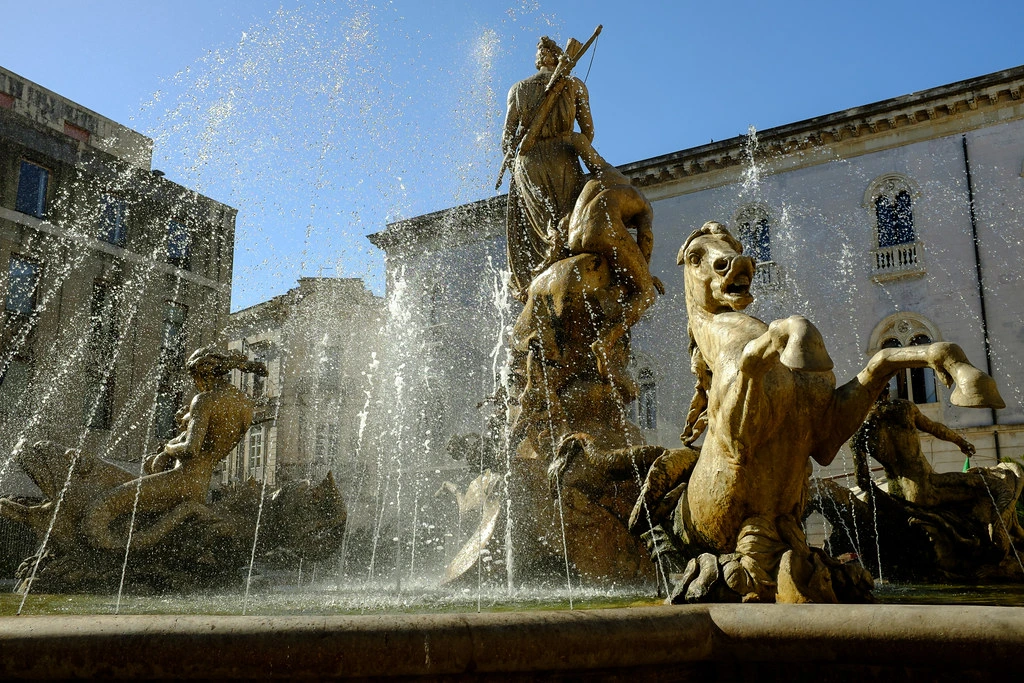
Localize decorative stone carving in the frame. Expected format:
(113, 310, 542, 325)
(631, 222, 1003, 603)
(504, 137, 665, 586)
(810, 397, 1024, 582)
(0, 346, 346, 593)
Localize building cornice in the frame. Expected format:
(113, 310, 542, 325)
(368, 194, 506, 254)
(0, 65, 153, 169)
(368, 64, 1024, 253)
(622, 65, 1024, 199)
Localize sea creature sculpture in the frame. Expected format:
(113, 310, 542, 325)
(811, 397, 1024, 582)
(634, 221, 1004, 603)
(0, 346, 346, 593)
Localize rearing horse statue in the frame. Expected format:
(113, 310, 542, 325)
(635, 221, 1004, 603)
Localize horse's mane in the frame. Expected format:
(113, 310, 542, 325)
(681, 323, 711, 446)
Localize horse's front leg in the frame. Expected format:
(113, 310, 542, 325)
(858, 342, 1003, 410)
(822, 342, 1004, 464)
(729, 316, 836, 458)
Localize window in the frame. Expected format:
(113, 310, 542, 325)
(247, 345, 268, 398)
(0, 358, 30, 418)
(315, 423, 340, 461)
(167, 221, 191, 270)
(637, 368, 657, 429)
(153, 391, 181, 439)
(734, 205, 782, 289)
(251, 362, 266, 398)
(871, 314, 939, 406)
(15, 161, 48, 218)
(875, 190, 915, 247)
(99, 196, 127, 247)
(84, 373, 115, 429)
(881, 336, 937, 404)
(249, 427, 264, 476)
(153, 302, 188, 440)
(5, 256, 40, 315)
(234, 441, 245, 478)
(908, 334, 938, 404)
(160, 302, 188, 368)
(867, 174, 917, 248)
(735, 205, 772, 264)
(84, 281, 117, 429)
(316, 352, 340, 393)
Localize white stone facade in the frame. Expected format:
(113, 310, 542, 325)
(223, 277, 384, 514)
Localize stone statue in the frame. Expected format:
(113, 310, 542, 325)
(84, 346, 267, 550)
(810, 396, 1024, 582)
(505, 138, 665, 585)
(501, 30, 599, 301)
(0, 346, 346, 593)
(633, 221, 1004, 603)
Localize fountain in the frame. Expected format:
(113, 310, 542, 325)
(0, 347, 345, 596)
(1, 9, 1024, 680)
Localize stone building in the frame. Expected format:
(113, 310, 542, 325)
(0, 65, 236, 469)
(369, 64, 1024, 484)
(222, 277, 383, 505)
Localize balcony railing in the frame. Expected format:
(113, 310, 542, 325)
(871, 242, 925, 282)
(753, 260, 782, 291)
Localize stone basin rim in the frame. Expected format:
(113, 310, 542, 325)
(0, 604, 1022, 680)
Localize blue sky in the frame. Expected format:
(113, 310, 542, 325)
(2, 0, 1022, 309)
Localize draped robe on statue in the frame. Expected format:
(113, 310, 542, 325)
(505, 70, 591, 298)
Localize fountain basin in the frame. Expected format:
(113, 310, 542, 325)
(1, 604, 1021, 680)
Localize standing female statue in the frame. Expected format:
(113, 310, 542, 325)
(502, 35, 595, 300)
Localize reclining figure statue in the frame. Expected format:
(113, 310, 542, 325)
(0, 346, 346, 593)
(811, 396, 1024, 582)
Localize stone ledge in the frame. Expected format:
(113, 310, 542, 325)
(0, 604, 1021, 680)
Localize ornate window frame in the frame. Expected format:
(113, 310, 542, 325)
(864, 173, 925, 281)
(867, 311, 941, 353)
(867, 312, 943, 417)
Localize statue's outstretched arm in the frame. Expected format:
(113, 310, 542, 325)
(913, 407, 975, 456)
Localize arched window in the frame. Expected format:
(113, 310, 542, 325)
(870, 314, 939, 405)
(866, 174, 918, 248)
(734, 205, 772, 264)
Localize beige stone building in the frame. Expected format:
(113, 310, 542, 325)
(0, 65, 236, 470)
(369, 64, 1024, 486)
(222, 278, 383, 506)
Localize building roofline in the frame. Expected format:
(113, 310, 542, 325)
(368, 63, 1024, 252)
(229, 276, 381, 320)
(0, 64, 154, 169)
(620, 63, 1024, 187)
(367, 194, 506, 251)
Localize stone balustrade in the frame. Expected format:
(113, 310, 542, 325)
(871, 242, 925, 281)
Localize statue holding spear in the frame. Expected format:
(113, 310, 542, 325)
(499, 26, 602, 301)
